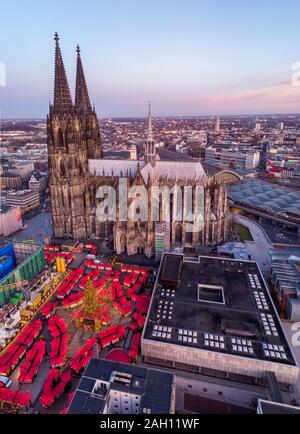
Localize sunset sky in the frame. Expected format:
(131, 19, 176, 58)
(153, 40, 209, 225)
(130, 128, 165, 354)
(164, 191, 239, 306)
(1, 0, 300, 117)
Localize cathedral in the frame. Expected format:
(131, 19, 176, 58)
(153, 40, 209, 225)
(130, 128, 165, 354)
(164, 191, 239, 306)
(48, 34, 240, 258)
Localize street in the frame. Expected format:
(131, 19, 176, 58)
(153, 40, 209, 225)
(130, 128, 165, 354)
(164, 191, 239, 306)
(231, 214, 272, 276)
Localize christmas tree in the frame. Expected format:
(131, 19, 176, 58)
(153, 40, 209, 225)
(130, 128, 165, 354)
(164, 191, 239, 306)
(83, 278, 100, 317)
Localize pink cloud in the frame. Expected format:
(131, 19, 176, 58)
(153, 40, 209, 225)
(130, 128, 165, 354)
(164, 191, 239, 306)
(206, 80, 300, 111)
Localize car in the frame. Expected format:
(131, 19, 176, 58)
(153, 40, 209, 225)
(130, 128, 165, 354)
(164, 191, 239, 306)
(0, 375, 12, 388)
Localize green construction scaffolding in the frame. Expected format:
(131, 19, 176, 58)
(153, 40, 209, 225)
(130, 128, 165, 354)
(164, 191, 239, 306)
(0, 243, 45, 307)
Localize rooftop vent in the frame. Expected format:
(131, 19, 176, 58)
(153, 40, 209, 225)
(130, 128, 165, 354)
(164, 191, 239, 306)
(222, 320, 257, 338)
(198, 284, 225, 305)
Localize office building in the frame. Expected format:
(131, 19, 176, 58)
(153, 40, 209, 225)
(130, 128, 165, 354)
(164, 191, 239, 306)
(67, 358, 175, 414)
(142, 254, 299, 384)
(6, 190, 40, 211)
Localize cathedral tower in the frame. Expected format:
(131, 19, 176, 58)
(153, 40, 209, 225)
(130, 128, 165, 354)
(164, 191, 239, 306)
(48, 34, 102, 240)
(144, 101, 156, 166)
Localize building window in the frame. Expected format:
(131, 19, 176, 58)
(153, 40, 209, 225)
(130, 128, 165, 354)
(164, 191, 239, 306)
(188, 385, 192, 389)
(218, 391, 223, 397)
(203, 388, 208, 393)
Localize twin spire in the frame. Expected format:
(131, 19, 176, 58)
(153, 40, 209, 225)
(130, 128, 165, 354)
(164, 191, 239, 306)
(53, 33, 92, 115)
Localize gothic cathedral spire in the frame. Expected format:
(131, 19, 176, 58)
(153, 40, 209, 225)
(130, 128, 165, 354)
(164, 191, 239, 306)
(53, 32, 73, 114)
(147, 100, 153, 142)
(75, 45, 92, 114)
(145, 101, 156, 166)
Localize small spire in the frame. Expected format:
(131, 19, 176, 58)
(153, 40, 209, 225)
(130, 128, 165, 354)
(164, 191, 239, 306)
(53, 33, 73, 114)
(75, 45, 92, 114)
(147, 100, 153, 141)
(145, 101, 156, 166)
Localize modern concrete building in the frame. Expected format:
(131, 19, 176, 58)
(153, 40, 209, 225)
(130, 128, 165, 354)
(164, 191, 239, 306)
(215, 117, 221, 133)
(257, 399, 300, 414)
(67, 358, 175, 414)
(0, 204, 23, 237)
(0, 173, 22, 190)
(8, 162, 34, 180)
(6, 190, 40, 211)
(142, 254, 299, 385)
(205, 147, 261, 169)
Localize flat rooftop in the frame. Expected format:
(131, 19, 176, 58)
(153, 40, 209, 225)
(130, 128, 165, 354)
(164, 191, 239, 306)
(67, 358, 174, 414)
(143, 254, 297, 366)
(258, 399, 300, 414)
(0, 204, 14, 214)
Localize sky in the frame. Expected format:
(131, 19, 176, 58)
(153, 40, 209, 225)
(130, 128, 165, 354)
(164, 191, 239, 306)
(1, 0, 300, 118)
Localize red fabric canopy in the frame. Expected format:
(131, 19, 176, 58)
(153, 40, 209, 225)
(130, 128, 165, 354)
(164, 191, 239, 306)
(135, 294, 151, 314)
(106, 349, 131, 364)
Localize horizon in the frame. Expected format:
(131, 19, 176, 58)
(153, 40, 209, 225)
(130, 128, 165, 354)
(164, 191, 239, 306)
(2, 0, 300, 117)
(2, 112, 300, 121)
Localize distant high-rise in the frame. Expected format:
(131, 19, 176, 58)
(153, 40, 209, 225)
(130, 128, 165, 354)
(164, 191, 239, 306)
(215, 117, 221, 133)
(255, 122, 261, 132)
(277, 122, 284, 132)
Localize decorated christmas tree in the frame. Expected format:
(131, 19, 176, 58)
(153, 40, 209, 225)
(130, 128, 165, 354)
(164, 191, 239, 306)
(83, 278, 100, 317)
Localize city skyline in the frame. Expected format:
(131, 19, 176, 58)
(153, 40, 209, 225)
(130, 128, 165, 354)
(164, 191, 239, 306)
(2, 0, 300, 118)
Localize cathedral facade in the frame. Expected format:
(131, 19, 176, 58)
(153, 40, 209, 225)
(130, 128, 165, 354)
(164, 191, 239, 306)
(48, 35, 239, 258)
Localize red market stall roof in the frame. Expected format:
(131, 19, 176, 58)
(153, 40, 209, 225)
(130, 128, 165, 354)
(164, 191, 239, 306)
(62, 291, 83, 309)
(84, 261, 112, 271)
(41, 302, 58, 319)
(70, 337, 98, 374)
(40, 369, 72, 408)
(44, 245, 60, 252)
(105, 349, 131, 364)
(135, 294, 151, 314)
(19, 340, 46, 383)
(48, 316, 69, 369)
(15, 320, 43, 346)
(98, 325, 127, 349)
(78, 270, 101, 289)
(121, 266, 149, 276)
(113, 298, 132, 317)
(57, 268, 84, 299)
(130, 313, 145, 330)
(129, 333, 142, 359)
(0, 320, 43, 376)
(48, 315, 68, 337)
(0, 382, 31, 408)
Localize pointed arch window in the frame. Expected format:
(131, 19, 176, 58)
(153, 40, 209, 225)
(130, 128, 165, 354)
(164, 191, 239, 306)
(58, 128, 64, 148)
(60, 160, 66, 177)
(175, 224, 182, 243)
